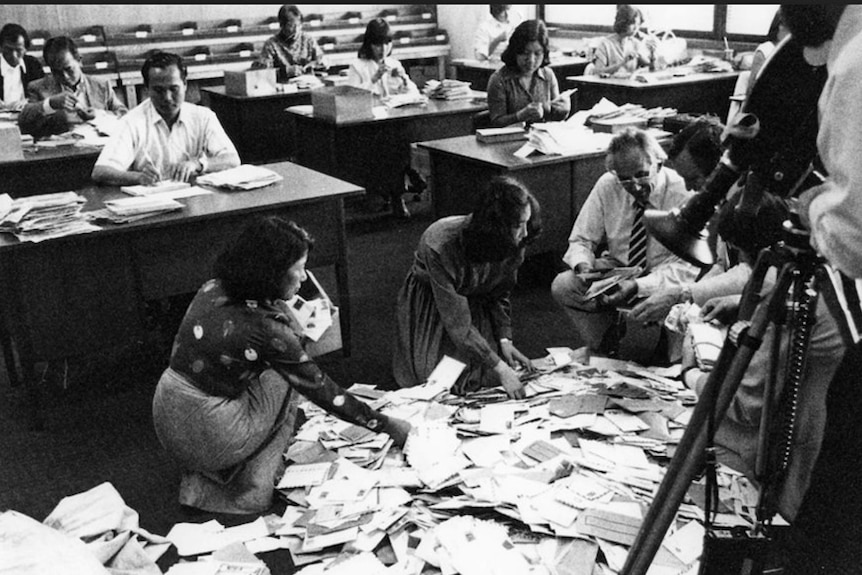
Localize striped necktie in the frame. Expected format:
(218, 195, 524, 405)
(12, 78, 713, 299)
(629, 201, 648, 270)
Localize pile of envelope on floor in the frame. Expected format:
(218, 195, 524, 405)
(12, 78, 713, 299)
(164, 351, 761, 575)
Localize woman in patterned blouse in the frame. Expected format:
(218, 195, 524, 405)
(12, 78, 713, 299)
(255, 4, 327, 81)
(152, 216, 411, 514)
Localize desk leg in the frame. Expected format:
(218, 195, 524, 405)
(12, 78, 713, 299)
(22, 358, 44, 431)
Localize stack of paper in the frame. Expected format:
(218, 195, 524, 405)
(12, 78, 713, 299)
(104, 195, 183, 218)
(121, 180, 191, 196)
(384, 93, 428, 108)
(423, 79, 474, 100)
(288, 74, 324, 90)
(0, 191, 99, 242)
(196, 164, 282, 190)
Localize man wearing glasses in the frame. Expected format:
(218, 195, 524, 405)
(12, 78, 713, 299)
(551, 127, 697, 357)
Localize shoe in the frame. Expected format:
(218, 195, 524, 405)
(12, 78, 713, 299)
(405, 169, 427, 202)
(392, 196, 411, 219)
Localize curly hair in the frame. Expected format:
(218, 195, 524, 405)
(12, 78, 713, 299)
(464, 176, 542, 262)
(668, 117, 725, 179)
(214, 216, 315, 301)
(613, 5, 644, 35)
(501, 20, 551, 69)
(606, 127, 668, 171)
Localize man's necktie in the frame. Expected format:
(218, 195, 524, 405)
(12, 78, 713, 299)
(629, 202, 647, 270)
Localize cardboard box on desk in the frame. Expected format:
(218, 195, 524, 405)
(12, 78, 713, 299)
(224, 68, 277, 97)
(311, 85, 374, 122)
(0, 124, 24, 161)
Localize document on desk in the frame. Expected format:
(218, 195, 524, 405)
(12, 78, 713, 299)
(120, 180, 191, 196)
(195, 164, 283, 190)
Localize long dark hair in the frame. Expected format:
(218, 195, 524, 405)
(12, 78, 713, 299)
(214, 216, 314, 301)
(463, 176, 541, 262)
(501, 19, 551, 69)
(358, 18, 392, 60)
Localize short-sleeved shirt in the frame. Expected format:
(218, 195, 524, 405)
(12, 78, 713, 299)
(473, 10, 524, 61)
(592, 34, 642, 77)
(486, 65, 568, 126)
(94, 99, 238, 176)
(257, 30, 326, 80)
(169, 279, 390, 432)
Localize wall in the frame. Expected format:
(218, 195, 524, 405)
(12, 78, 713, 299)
(0, 4, 412, 33)
(437, 4, 535, 61)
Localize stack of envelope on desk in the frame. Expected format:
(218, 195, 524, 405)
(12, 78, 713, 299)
(0, 191, 99, 242)
(257, 352, 759, 575)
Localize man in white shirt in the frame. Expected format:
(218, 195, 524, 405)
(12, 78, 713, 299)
(92, 51, 239, 186)
(473, 5, 524, 61)
(0, 23, 44, 111)
(551, 128, 697, 355)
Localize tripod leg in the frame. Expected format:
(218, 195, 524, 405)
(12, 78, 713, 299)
(623, 262, 798, 575)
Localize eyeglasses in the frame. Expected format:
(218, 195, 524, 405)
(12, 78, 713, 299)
(612, 169, 652, 187)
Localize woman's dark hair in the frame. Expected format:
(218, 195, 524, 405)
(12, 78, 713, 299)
(0, 23, 30, 49)
(490, 4, 510, 19)
(668, 116, 725, 178)
(358, 18, 392, 60)
(464, 176, 542, 262)
(613, 4, 643, 35)
(766, 9, 784, 44)
(501, 19, 551, 69)
(214, 216, 314, 301)
(141, 51, 187, 86)
(278, 4, 302, 27)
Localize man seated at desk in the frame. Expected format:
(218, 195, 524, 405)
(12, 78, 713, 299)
(0, 23, 44, 112)
(92, 51, 240, 186)
(18, 35, 126, 138)
(551, 128, 698, 357)
(254, 4, 327, 81)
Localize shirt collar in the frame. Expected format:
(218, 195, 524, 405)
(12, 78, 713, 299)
(147, 99, 186, 127)
(1, 55, 24, 76)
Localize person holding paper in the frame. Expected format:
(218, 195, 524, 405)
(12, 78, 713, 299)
(392, 176, 538, 399)
(0, 23, 44, 112)
(346, 18, 418, 97)
(589, 5, 655, 78)
(18, 36, 126, 138)
(551, 128, 697, 357)
(473, 5, 524, 62)
(254, 4, 327, 81)
(91, 51, 239, 186)
(486, 19, 570, 128)
(152, 216, 412, 514)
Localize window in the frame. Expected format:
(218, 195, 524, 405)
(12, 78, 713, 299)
(542, 4, 782, 41)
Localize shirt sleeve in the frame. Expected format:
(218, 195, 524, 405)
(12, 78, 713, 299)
(263, 315, 392, 435)
(422, 241, 503, 369)
(93, 115, 137, 171)
(486, 71, 509, 126)
(808, 40, 862, 279)
(562, 182, 606, 270)
(257, 39, 276, 68)
(545, 70, 569, 121)
(202, 110, 240, 166)
(473, 21, 493, 60)
(346, 61, 372, 92)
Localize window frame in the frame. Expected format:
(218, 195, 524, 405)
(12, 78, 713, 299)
(537, 4, 776, 44)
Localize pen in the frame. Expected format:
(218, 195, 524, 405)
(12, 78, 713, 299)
(141, 148, 162, 182)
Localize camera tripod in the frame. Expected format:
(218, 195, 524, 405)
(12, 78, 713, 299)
(622, 220, 857, 575)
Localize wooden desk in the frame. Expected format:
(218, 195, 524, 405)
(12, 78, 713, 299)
(418, 135, 609, 256)
(1, 143, 102, 197)
(287, 97, 487, 201)
(201, 86, 312, 164)
(567, 71, 740, 118)
(452, 56, 589, 92)
(0, 161, 361, 427)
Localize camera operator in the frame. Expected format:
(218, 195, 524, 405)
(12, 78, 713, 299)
(778, 5, 862, 573)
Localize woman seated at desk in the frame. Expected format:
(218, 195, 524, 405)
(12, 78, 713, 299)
(152, 216, 412, 514)
(255, 4, 327, 81)
(589, 4, 655, 78)
(486, 19, 570, 128)
(346, 18, 418, 97)
(392, 176, 539, 400)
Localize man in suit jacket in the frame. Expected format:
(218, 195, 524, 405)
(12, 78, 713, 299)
(0, 23, 44, 111)
(18, 35, 126, 138)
